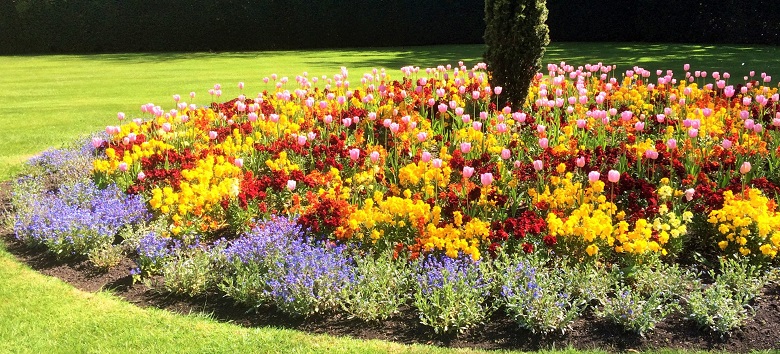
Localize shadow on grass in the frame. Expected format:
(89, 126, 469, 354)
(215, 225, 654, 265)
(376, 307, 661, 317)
(57, 44, 485, 68)
(15, 43, 780, 76)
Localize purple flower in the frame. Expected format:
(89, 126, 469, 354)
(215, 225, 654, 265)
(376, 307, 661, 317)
(14, 181, 150, 257)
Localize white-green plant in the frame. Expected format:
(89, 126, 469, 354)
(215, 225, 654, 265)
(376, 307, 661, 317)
(341, 251, 412, 321)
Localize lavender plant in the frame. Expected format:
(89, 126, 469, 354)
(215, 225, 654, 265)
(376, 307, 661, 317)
(340, 250, 413, 321)
(263, 239, 354, 317)
(23, 143, 96, 190)
(684, 258, 768, 334)
(133, 231, 179, 279)
(220, 217, 304, 307)
(596, 283, 677, 336)
(498, 257, 586, 334)
(413, 254, 493, 334)
(221, 217, 354, 317)
(13, 182, 149, 258)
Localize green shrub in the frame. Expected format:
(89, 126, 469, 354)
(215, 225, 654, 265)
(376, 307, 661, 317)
(484, 0, 550, 109)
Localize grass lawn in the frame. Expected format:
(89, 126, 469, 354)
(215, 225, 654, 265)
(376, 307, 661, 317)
(2, 42, 780, 353)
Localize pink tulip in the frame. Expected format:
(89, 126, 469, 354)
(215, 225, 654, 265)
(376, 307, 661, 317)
(460, 142, 472, 154)
(494, 86, 503, 95)
(454, 107, 464, 116)
(421, 151, 431, 163)
(118, 162, 128, 172)
(740, 161, 751, 174)
(644, 149, 658, 160)
(417, 132, 428, 142)
(438, 103, 448, 113)
(209, 131, 218, 140)
(684, 188, 695, 201)
(390, 123, 400, 134)
(462, 166, 474, 179)
(431, 158, 443, 168)
(537, 125, 546, 133)
(162, 122, 172, 132)
(287, 180, 297, 191)
(722, 139, 732, 149)
(576, 156, 586, 168)
(539, 138, 549, 149)
(117, 112, 125, 120)
(472, 121, 482, 131)
(137, 171, 146, 180)
(608, 170, 620, 183)
(688, 128, 698, 138)
(349, 148, 360, 161)
(496, 123, 508, 133)
(91, 137, 104, 148)
(480, 173, 494, 186)
(576, 119, 587, 129)
(588, 171, 600, 183)
(461, 114, 471, 123)
(297, 135, 307, 146)
(532, 160, 543, 171)
(666, 138, 677, 149)
(501, 149, 511, 160)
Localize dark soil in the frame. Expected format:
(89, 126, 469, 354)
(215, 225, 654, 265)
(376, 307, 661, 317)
(1, 181, 779, 353)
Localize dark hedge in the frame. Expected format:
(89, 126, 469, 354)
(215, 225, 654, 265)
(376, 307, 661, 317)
(0, 0, 776, 54)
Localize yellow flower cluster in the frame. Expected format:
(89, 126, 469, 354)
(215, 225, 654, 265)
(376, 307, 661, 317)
(421, 212, 490, 260)
(149, 154, 241, 233)
(708, 189, 780, 258)
(529, 172, 610, 209)
(93, 139, 173, 174)
(539, 173, 684, 259)
(265, 151, 300, 173)
(345, 190, 489, 260)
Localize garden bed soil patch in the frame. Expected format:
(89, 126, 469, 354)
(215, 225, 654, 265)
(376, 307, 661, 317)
(2, 185, 780, 352)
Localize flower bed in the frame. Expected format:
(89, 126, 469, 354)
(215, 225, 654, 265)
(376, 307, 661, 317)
(10, 62, 780, 336)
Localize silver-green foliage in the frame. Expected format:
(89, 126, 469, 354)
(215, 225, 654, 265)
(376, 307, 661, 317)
(684, 257, 768, 335)
(341, 251, 412, 322)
